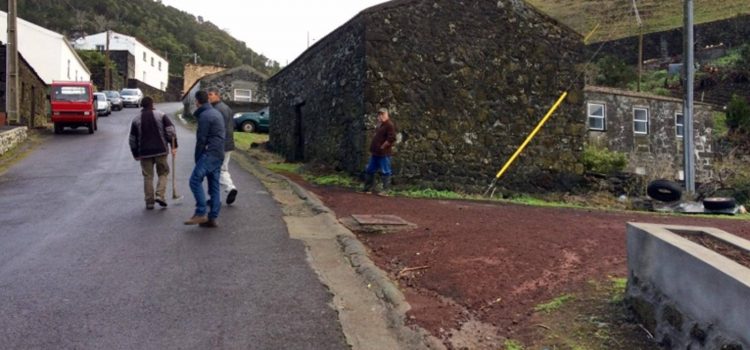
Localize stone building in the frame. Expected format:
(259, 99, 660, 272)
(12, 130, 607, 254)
(268, 0, 585, 192)
(183, 63, 227, 96)
(0, 45, 48, 128)
(585, 86, 715, 181)
(182, 65, 269, 118)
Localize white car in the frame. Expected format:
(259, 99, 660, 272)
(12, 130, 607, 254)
(94, 92, 111, 116)
(120, 88, 143, 108)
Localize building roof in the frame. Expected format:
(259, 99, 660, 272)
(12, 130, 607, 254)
(181, 65, 269, 100)
(584, 85, 712, 106)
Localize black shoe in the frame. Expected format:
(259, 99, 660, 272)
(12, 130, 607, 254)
(146, 203, 155, 210)
(155, 197, 168, 207)
(226, 189, 238, 205)
(199, 219, 219, 228)
(361, 173, 375, 193)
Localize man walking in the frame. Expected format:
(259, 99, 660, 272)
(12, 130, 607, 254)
(129, 97, 178, 210)
(363, 108, 397, 195)
(184, 90, 225, 228)
(207, 87, 238, 205)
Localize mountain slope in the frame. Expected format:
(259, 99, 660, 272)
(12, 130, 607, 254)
(1, 0, 280, 76)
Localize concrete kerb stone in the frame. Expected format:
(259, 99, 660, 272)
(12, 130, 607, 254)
(232, 149, 442, 349)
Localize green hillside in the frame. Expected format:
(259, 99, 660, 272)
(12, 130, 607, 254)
(1, 0, 280, 76)
(527, 0, 750, 42)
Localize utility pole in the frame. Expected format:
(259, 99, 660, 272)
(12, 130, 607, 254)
(104, 29, 111, 90)
(633, 0, 643, 92)
(6, 0, 19, 124)
(683, 0, 696, 193)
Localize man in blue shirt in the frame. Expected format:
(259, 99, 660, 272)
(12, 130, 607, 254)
(184, 90, 225, 228)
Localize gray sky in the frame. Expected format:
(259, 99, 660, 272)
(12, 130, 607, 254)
(160, 0, 388, 65)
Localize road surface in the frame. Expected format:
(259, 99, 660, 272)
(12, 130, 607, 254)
(0, 103, 348, 349)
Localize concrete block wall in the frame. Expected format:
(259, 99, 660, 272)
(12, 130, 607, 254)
(0, 126, 28, 155)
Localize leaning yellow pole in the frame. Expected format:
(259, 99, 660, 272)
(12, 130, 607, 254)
(583, 23, 601, 45)
(494, 91, 569, 180)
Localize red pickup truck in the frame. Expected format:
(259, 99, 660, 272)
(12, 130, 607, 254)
(50, 81, 98, 134)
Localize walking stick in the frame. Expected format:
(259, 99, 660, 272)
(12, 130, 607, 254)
(171, 137, 183, 202)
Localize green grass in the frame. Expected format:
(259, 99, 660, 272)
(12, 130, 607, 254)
(394, 188, 466, 199)
(233, 132, 269, 150)
(504, 339, 525, 350)
(713, 112, 729, 139)
(265, 162, 301, 173)
(305, 174, 357, 187)
(534, 294, 575, 313)
(626, 69, 680, 96)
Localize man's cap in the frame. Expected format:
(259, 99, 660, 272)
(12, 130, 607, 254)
(377, 108, 388, 114)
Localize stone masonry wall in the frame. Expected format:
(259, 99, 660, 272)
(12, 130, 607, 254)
(0, 126, 28, 155)
(363, 0, 586, 192)
(268, 17, 367, 167)
(585, 87, 713, 182)
(0, 45, 49, 128)
(183, 63, 227, 95)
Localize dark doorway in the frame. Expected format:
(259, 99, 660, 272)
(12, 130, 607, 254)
(293, 102, 305, 162)
(30, 85, 36, 128)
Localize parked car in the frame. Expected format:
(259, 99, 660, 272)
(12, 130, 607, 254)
(49, 81, 98, 134)
(94, 92, 111, 116)
(103, 90, 124, 111)
(233, 107, 270, 133)
(120, 88, 143, 107)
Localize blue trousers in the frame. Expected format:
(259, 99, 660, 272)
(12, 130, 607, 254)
(190, 154, 223, 219)
(365, 155, 392, 176)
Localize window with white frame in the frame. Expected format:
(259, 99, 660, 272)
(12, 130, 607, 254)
(234, 89, 252, 102)
(158, 61, 162, 71)
(96, 45, 105, 51)
(67, 60, 71, 79)
(676, 113, 684, 138)
(143, 52, 147, 61)
(587, 103, 606, 131)
(151, 57, 154, 67)
(633, 107, 649, 135)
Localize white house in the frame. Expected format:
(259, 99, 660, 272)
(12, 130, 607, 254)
(74, 31, 169, 91)
(0, 11, 90, 84)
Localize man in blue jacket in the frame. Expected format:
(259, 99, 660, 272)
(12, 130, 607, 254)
(184, 90, 225, 228)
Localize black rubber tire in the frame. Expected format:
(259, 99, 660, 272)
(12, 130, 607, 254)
(703, 197, 737, 211)
(54, 123, 62, 134)
(647, 179, 683, 202)
(241, 121, 256, 133)
(88, 122, 94, 134)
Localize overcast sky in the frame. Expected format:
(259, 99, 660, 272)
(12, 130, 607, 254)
(160, 0, 388, 65)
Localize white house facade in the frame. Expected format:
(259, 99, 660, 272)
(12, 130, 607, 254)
(0, 11, 90, 84)
(74, 31, 169, 91)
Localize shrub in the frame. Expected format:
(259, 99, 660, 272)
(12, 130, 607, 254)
(725, 94, 750, 132)
(593, 55, 637, 88)
(582, 145, 628, 174)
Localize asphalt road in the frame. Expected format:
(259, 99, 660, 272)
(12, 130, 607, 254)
(0, 104, 348, 349)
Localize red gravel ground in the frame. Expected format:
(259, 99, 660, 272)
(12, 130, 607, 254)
(299, 182, 750, 346)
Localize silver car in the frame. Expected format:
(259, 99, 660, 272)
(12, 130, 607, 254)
(103, 90, 124, 111)
(94, 92, 111, 116)
(120, 88, 143, 108)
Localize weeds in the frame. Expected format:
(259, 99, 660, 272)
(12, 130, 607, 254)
(234, 132, 269, 150)
(265, 162, 301, 174)
(305, 174, 357, 187)
(504, 339, 525, 350)
(535, 294, 575, 313)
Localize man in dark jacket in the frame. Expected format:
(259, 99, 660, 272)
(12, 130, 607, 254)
(363, 108, 397, 195)
(129, 96, 178, 210)
(207, 87, 238, 205)
(184, 90, 225, 227)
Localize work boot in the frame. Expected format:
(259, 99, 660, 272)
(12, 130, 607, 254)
(378, 175, 392, 197)
(155, 197, 168, 208)
(226, 188, 238, 205)
(184, 215, 209, 225)
(146, 203, 155, 210)
(199, 219, 219, 228)
(361, 173, 375, 194)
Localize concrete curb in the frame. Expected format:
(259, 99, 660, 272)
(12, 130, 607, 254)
(233, 149, 443, 350)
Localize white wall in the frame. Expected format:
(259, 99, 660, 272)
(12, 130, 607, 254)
(74, 31, 169, 91)
(0, 11, 90, 84)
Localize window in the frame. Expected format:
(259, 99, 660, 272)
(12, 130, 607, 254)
(158, 61, 162, 71)
(587, 103, 606, 131)
(676, 113, 684, 138)
(143, 52, 147, 61)
(143, 71, 147, 82)
(67, 60, 71, 79)
(75, 70, 78, 81)
(234, 89, 252, 102)
(151, 57, 154, 67)
(634, 107, 649, 135)
(96, 45, 105, 51)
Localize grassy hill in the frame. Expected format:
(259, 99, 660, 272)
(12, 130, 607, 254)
(0, 0, 280, 76)
(527, 0, 750, 42)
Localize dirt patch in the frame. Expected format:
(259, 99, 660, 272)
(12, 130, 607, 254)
(676, 230, 750, 268)
(286, 180, 750, 348)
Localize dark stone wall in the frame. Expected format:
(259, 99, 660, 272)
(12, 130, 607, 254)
(166, 75, 183, 101)
(592, 14, 750, 65)
(363, 0, 586, 192)
(0, 45, 48, 128)
(268, 18, 367, 167)
(111, 51, 135, 89)
(129, 79, 165, 103)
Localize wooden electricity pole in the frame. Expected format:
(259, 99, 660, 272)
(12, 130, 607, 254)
(6, 0, 19, 124)
(633, 0, 643, 92)
(104, 29, 111, 90)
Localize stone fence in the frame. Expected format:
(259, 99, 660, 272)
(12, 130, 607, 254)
(0, 126, 28, 155)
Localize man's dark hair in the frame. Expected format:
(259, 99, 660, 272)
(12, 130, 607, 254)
(141, 96, 154, 110)
(207, 87, 220, 95)
(195, 90, 209, 104)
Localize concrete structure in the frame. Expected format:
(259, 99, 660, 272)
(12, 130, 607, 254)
(0, 11, 90, 83)
(268, 0, 585, 193)
(585, 86, 714, 182)
(0, 126, 27, 155)
(182, 65, 268, 118)
(74, 31, 168, 91)
(0, 45, 48, 127)
(627, 223, 750, 349)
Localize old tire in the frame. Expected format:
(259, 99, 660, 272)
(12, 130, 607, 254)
(647, 179, 683, 202)
(241, 121, 256, 133)
(703, 197, 737, 211)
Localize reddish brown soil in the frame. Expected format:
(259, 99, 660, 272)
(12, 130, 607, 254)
(677, 231, 750, 268)
(295, 180, 750, 345)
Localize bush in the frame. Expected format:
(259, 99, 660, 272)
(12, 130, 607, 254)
(725, 94, 750, 132)
(582, 145, 628, 175)
(593, 55, 637, 88)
